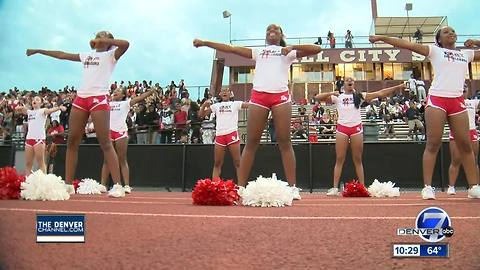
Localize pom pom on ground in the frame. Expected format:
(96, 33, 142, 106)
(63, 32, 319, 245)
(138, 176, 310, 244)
(192, 178, 239, 206)
(342, 180, 370, 197)
(240, 173, 294, 207)
(0, 167, 25, 199)
(367, 179, 400, 198)
(20, 170, 70, 201)
(77, 178, 105, 194)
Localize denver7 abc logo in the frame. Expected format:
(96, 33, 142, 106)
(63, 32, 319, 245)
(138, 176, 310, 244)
(397, 207, 454, 242)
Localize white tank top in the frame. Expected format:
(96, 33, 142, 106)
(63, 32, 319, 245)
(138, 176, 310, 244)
(210, 101, 243, 136)
(26, 109, 47, 139)
(78, 48, 118, 97)
(331, 92, 364, 127)
(109, 99, 130, 132)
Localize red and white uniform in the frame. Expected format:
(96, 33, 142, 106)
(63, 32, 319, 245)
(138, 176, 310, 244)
(449, 99, 479, 141)
(250, 45, 296, 109)
(25, 109, 47, 147)
(109, 99, 130, 141)
(210, 101, 243, 146)
(332, 93, 365, 137)
(426, 45, 474, 115)
(73, 48, 118, 112)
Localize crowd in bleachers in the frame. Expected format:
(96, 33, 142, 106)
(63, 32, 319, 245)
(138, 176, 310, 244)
(1, 77, 479, 145)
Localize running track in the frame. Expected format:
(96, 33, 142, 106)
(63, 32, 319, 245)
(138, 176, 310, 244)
(0, 192, 479, 270)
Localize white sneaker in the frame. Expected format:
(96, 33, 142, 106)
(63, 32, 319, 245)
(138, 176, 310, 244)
(291, 186, 301, 200)
(326, 187, 340, 196)
(65, 184, 75, 195)
(447, 186, 456, 195)
(108, 184, 125, 198)
(99, 185, 107, 193)
(467, 185, 480, 199)
(422, 185, 436, 200)
(124, 185, 132, 194)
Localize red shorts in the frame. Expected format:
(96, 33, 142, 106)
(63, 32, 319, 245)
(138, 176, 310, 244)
(336, 124, 363, 137)
(449, 129, 478, 141)
(215, 131, 240, 147)
(110, 130, 128, 141)
(73, 94, 110, 112)
(25, 139, 45, 147)
(250, 90, 291, 109)
(427, 95, 466, 116)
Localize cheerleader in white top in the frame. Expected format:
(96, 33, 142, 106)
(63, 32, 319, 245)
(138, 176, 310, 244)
(316, 78, 403, 196)
(448, 87, 480, 195)
(370, 27, 480, 199)
(198, 88, 248, 180)
(194, 24, 321, 199)
(15, 96, 65, 175)
(100, 87, 156, 194)
(26, 31, 130, 197)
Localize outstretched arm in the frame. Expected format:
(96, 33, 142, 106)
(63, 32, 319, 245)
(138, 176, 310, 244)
(198, 100, 213, 118)
(369, 35, 430, 56)
(315, 91, 339, 104)
(26, 49, 80, 62)
(44, 105, 66, 115)
(464, 39, 480, 61)
(90, 38, 130, 60)
(193, 39, 252, 59)
(282, 44, 322, 58)
(130, 89, 156, 106)
(364, 84, 404, 102)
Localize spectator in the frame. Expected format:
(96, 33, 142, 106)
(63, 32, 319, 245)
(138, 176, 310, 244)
(365, 103, 378, 119)
(188, 102, 202, 143)
(314, 37, 322, 46)
(416, 79, 427, 102)
(327, 31, 336, 48)
(405, 102, 424, 140)
(47, 120, 65, 144)
(382, 114, 396, 139)
(174, 103, 188, 142)
(407, 74, 417, 98)
(413, 27, 423, 43)
(134, 104, 148, 144)
(335, 76, 344, 92)
(319, 113, 335, 139)
(159, 103, 174, 144)
(345, 30, 353, 48)
(145, 104, 160, 144)
(84, 116, 97, 144)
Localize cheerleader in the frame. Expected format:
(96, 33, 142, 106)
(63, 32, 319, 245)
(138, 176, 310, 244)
(316, 78, 403, 196)
(27, 30, 130, 197)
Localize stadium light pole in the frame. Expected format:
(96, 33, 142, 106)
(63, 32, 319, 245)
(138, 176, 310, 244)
(223, 10, 232, 44)
(405, 3, 412, 41)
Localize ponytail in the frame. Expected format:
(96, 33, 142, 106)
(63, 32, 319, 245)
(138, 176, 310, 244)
(353, 92, 364, 109)
(280, 38, 286, 47)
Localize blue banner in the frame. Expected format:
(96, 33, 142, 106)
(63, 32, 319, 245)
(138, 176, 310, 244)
(36, 215, 85, 236)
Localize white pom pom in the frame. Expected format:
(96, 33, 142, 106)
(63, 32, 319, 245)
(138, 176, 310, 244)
(240, 173, 294, 207)
(20, 170, 70, 201)
(367, 179, 400, 198)
(77, 178, 104, 194)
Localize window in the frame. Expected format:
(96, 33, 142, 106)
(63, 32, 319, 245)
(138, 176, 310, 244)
(231, 67, 255, 83)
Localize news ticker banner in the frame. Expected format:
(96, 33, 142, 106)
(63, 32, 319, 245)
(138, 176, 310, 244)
(392, 243, 449, 258)
(36, 214, 85, 243)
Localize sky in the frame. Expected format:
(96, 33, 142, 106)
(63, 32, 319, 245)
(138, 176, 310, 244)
(0, 0, 479, 99)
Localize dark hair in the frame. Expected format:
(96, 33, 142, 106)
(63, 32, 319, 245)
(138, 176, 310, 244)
(280, 38, 286, 47)
(435, 29, 442, 48)
(353, 92, 364, 109)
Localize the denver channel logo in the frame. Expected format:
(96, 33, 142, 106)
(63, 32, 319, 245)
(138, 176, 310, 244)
(397, 207, 454, 242)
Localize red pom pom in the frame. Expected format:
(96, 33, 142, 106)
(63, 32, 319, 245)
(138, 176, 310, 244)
(72, 179, 81, 192)
(192, 178, 239, 206)
(0, 167, 26, 200)
(342, 180, 370, 197)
